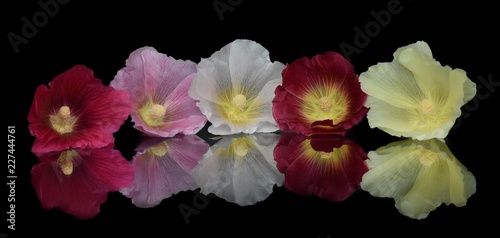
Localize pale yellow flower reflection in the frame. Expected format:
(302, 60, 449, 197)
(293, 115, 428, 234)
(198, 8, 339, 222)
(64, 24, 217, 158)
(360, 138, 476, 219)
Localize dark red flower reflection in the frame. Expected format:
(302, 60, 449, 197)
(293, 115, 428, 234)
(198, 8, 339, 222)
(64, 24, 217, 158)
(274, 132, 368, 202)
(28, 65, 132, 153)
(272, 52, 368, 135)
(31, 145, 134, 219)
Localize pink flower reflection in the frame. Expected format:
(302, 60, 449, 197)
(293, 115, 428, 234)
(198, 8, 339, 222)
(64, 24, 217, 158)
(120, 135, 209, 208)
(31, 145, 134, 219)
(274, 132, 368, 202)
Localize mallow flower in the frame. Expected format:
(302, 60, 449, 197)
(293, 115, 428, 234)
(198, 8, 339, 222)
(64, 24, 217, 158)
(273, 51, 368, 135)
(191, 133, 284, 206)
(359, 41, 477, 140)
(188, 39, 285, 135)
(274, 132, 368, 202)
(28, 65, 132, 153)
(31, 145, 134, 219)
(120, 135, 209, 208)
(360, 138, 476, 219)
(111, 46, 207, 137)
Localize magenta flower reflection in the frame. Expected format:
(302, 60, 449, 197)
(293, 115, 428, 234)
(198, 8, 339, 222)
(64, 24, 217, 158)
(120, 135, 209, 208)
(31, 145, 134, 219)
(274, 132, 368, 202)
(110, 46, 207, 137)
(28, 65, 132, 153)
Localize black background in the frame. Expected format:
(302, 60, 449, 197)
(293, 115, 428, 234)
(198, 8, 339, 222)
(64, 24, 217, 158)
(4, 0, 498, 237)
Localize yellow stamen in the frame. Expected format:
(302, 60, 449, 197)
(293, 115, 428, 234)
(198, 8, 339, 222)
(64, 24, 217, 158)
(419, 149, 437, 166)
(302, 85, 350, 124)
(233, 140, 249, 157)
(318, 97, 332, 112)
(50, 106, 77, 134)
(57, 150, 78, 175)
(217, 90, 260, 125)
(319, 151, 332, 160)
(419, 99, 436, 116)
(150, 104, 167, 119)
(140, 103, 167, 127)
(149, 142, 168, 157)
(232, 94, 247, 111)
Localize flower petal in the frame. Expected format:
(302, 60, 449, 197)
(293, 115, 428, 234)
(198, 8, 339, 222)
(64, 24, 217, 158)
(31, 147, 134, 219)
(121, 135, 209, 208)
(28, 65, 132, 153)
(191, 133, 283, 206)
(189, 39, 285, 135)
(273, 51, 367, 135)
(111, 47, 206, 137)
(360, 138, 476, 219)
(274, 132, 368, 202)
(359, 41, 477, 140)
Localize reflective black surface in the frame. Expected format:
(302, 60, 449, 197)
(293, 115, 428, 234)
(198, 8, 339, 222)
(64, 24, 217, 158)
(5, 1, 497, 237)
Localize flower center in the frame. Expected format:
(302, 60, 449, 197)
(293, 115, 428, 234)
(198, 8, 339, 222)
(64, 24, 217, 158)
(149, 142, 168, 157)
(150, 104, 167, 119)
(419, 99, 436, 116)
(140, 103, 167, 127)
(218, 92, 259, 125)
(319, 151, 333, 160)
(233, 140, 249, 157)
(57, 150, 78, 175)
(50, 106, 77, 134)
(419, 150, 437, 166)
(318, 97, 332, 112)
(232, 94, 247, 111)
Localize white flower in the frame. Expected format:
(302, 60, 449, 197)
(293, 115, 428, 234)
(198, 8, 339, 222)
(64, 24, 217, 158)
(190, 133, 284, 206)
(189, 39, 285, 135)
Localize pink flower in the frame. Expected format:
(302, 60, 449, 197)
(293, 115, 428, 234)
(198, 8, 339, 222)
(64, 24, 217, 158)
(273, 52, 368, 135)
(110, 47, 207, 137)
(28, 65, 132, 153)
(120, 135, 209, 208)
(274, 132, 368, 202)
(31, 145, 134, 219)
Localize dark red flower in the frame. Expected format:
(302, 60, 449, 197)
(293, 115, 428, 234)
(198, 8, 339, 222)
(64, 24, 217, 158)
(31, 145, 134, 219)
(28, 65, 132, 153)
(274, 132, 368, 202)
(272, 51, 368, 135)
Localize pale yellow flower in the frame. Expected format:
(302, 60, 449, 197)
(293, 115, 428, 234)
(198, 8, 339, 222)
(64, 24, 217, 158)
(359, 41, 476, 140)
(360, 138, 476, 219)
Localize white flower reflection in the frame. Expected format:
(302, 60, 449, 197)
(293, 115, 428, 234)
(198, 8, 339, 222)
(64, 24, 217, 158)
(120, 135, 209, 208)
(191, 133, 284, 206)
(360, 138, 476, 219)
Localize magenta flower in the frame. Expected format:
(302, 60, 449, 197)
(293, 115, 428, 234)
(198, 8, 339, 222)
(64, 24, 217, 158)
(31, 145, 134, 219)
(110, 47, 207, 137)
(28, 65, 132, 153)
(120, 135, 209, 208)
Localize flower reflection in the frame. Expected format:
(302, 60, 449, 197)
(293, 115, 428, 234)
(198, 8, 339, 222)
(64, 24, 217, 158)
(360, 138, 476, 219)
(31, 145, 134, 219)
(191, 133, 284, 206)
(274, 132, 368, 202)
(120, 135, 209, 208)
